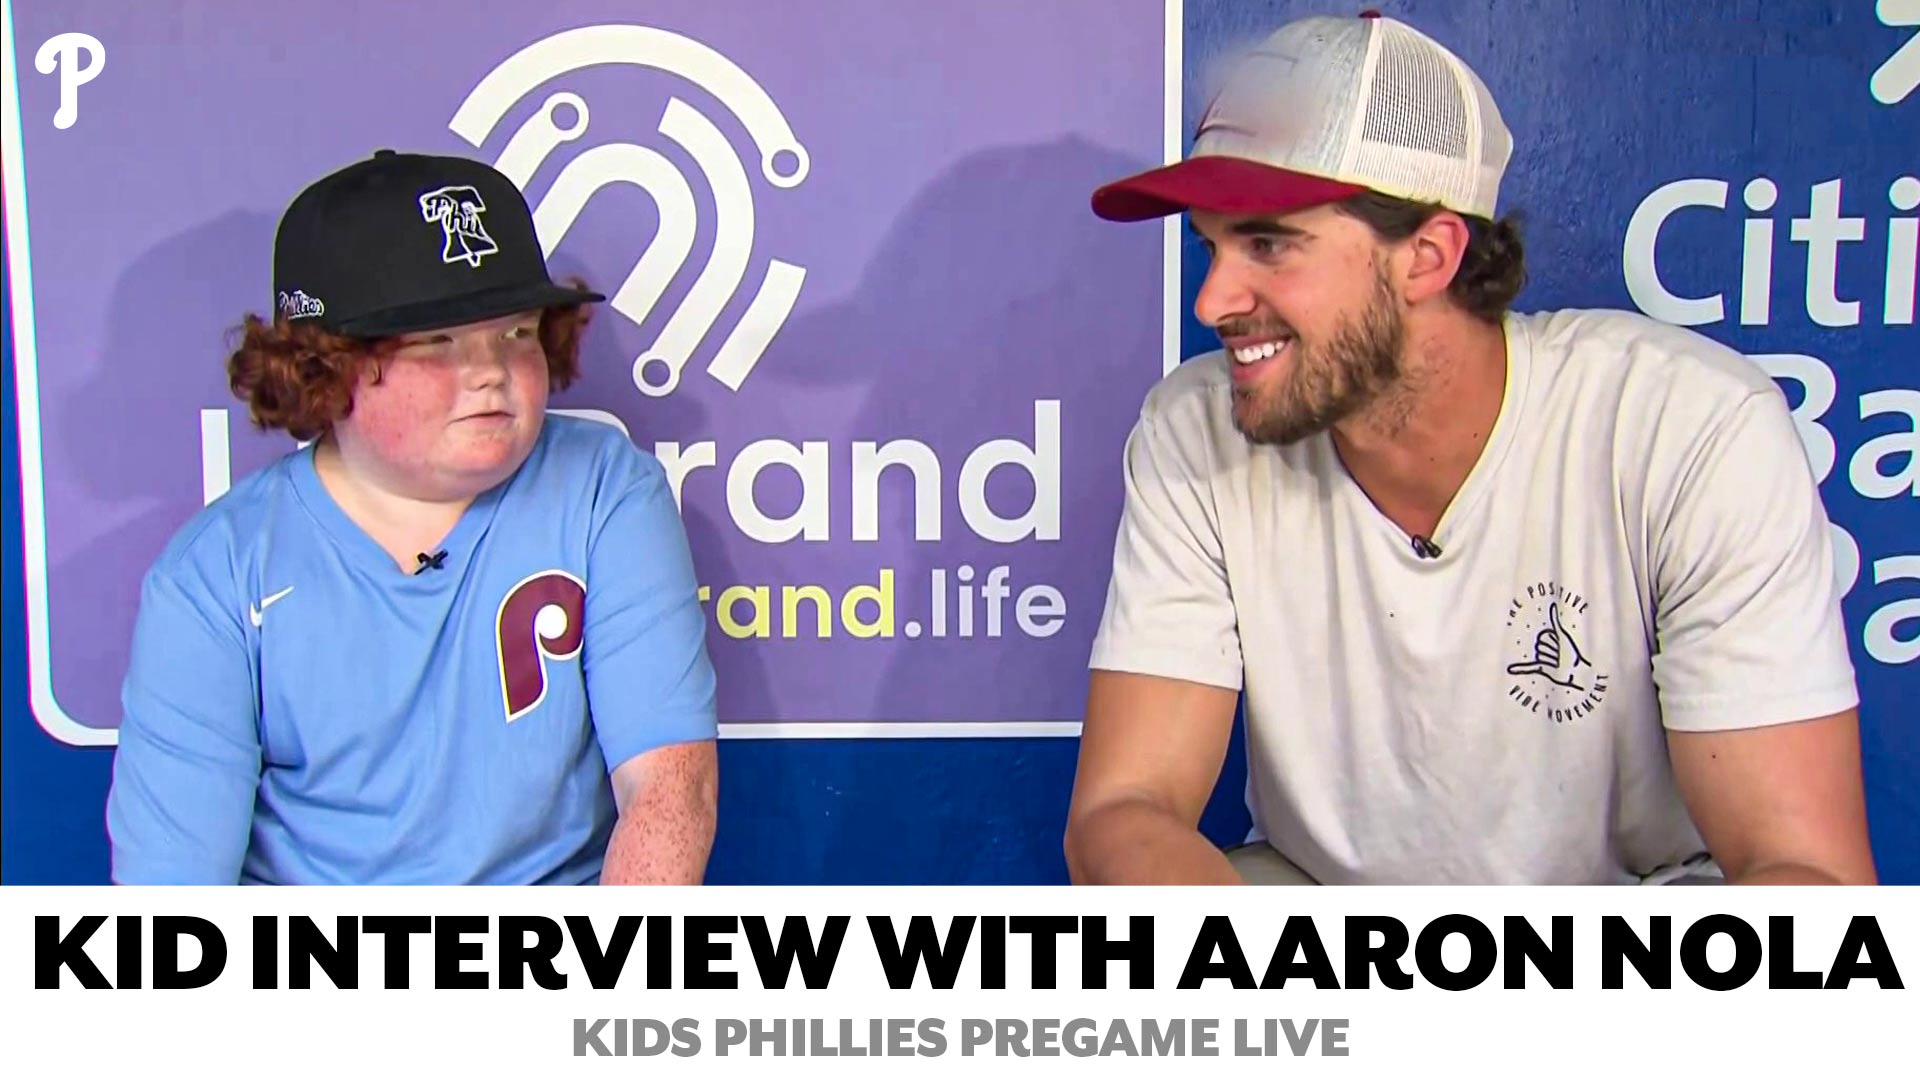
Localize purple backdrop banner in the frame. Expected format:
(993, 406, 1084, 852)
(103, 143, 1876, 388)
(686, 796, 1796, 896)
(6, 1, 1175, 741)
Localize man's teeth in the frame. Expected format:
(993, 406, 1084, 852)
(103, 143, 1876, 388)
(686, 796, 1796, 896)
(1233, 339, 1290, 365)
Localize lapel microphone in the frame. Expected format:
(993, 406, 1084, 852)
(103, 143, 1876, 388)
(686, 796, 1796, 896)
(413, 550, 449, 575)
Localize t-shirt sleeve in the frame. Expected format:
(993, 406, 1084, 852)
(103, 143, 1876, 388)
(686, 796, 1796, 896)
(107, 559, 262, 884)
(582, 444, 720, 771)
(1088, 413, 1244, 690)
(1651, 389, 1859, 731)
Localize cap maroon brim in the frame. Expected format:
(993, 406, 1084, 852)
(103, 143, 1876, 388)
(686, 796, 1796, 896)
(1091, 156, 1370, 222)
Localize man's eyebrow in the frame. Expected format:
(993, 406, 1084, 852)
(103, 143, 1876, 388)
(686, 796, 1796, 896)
(1187, 218, 1312, 239)
(1227, 219, 1310, 238)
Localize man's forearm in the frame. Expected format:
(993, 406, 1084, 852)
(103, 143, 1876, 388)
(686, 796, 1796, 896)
(600, 785, 716, 885)
(1066, 799, 1241, 885)
(1727, 860, 1874, 886)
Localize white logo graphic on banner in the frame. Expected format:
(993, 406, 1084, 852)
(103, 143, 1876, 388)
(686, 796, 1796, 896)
(449, 25, 809, 397)
(33, 32, 103, 129)
(419, 185, 500, 267)
(1875, 0, 1920, 104)
(1621, 31, 1920, 666)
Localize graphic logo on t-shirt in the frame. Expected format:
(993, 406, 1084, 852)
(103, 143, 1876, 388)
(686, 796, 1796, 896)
(246, 585, 295, 628)
(1504, 581, 1610, 723)
(497, 570, 587, 722)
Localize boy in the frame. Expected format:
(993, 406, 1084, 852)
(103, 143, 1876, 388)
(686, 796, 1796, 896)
(107, 150, 719, 884)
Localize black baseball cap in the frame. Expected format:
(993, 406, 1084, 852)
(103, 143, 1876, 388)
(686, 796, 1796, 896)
(271, 149, 603, 338)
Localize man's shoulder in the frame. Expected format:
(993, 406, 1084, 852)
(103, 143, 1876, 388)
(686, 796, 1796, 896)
(1518, 308, 1779, 405)
(1517, 309, 1813, 523)
(1139, 351, 1233, 426)
(1136, 351, 1228, 409)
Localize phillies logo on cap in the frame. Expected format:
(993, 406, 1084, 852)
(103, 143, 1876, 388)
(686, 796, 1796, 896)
(419, 184, 500, 267)
(276, 289, 325, 320)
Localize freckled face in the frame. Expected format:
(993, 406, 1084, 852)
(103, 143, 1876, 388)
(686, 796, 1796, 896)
(333, 309, 550, 499)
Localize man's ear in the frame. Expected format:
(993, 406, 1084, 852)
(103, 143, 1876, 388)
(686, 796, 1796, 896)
(1400, 211, 1470, 306)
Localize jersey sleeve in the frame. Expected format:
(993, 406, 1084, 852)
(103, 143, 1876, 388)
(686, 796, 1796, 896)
(107, 557, 262, 884)
(1088, 413, 1244, 690)
(1651, 390, 1859, 731)
(581, 444, 720, 771)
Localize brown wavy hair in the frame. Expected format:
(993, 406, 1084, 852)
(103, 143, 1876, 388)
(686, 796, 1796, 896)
(1335, 192, 1527, 324)
(226, 297, 594, 441)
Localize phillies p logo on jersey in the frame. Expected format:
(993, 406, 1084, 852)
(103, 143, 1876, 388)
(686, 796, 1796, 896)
(497, 570, 587, 721)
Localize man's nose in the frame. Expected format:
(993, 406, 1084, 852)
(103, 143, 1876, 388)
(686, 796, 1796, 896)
(1194, 257, 1256, 328)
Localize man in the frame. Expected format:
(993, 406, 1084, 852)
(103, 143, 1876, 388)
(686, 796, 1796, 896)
(1064, 13, 1876, 885)
(107, 150, 719, 884)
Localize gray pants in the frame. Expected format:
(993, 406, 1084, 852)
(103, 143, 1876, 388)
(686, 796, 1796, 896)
(1225, 841, 1318, 885)
(1224, 841, 1724, 885)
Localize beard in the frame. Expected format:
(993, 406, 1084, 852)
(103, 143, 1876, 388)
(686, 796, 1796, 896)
(1228, 270, 1406, 446)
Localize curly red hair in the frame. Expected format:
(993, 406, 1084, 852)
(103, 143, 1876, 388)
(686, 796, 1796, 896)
(226, 299, 593, 441)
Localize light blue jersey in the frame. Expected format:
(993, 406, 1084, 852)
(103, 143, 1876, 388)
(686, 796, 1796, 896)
(107, 416, 717, 884)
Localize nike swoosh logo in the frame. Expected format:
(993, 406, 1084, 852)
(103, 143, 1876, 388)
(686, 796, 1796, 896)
(248, 586, 295, 628)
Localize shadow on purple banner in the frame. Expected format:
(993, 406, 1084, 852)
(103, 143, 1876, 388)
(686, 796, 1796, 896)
(52, 209, 278, 730)
(721, 136, 1144, 730)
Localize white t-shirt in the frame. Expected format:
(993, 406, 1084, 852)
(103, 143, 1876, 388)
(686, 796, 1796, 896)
(1089, 308, 1858, 885)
